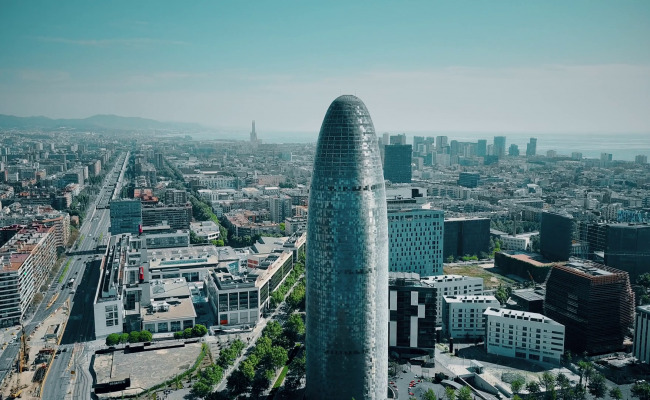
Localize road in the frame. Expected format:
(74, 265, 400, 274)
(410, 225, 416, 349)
(0, 151, 129, 398)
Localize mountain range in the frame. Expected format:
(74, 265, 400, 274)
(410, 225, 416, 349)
(0, 114, 207, 132)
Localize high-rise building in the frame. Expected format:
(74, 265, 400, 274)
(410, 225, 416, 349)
(477, 139, 487, 157)
(636, 155, 648, 164)
(390, 133, 406, 145)
(306, 95, 388, 400)
(110, 199, 142, 235)
(603, 223, 650, 280)
(544, 260, 634, 354)
(387, 206, 444, 276)
(442, 295, 499, 340)
(540, 212, 574, 261)
(250, 120, 257, 143)
(383, 144, 412, 183)
(493, 136, 506, 159)
(526, 138, 537, 157)
(443, 217, 490, 260)
(509, 144, 520, 156)
(389, 272, 436, 350)
(142, 203, 192, 230)
(634, 305, 650, 364)
(436, 136, 448, 153)
(269, 195, 292, 223)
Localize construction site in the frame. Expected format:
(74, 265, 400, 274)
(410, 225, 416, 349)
(0, 300, 69, 400)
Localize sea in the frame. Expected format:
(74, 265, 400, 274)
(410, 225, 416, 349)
(192, 131, 650, 162)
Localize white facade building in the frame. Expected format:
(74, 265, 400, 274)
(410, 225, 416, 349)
(634, 305, 650, 364)
(422, 275, 484, 326)
(442, 295, 499, 340)
(484, 307, 565, 364)
(387, 206, 444, 277)
(499, 232, 538, 251)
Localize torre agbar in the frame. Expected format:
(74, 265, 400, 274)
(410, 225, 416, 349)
(306, 95, 389, 399)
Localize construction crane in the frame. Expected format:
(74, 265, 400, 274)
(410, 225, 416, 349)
(9, 325, 29, 399)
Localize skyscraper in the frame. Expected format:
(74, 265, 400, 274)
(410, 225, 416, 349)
(306, 95, 388, 400)
(477, 139, 487, 157)
(526, 137, 537, 156)
(493, 136, 506, 158)
(383, 144, 412, 183)
(250, 120, 257, 143)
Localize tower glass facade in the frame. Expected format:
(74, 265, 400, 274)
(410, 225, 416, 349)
(306, 95, 389, 400)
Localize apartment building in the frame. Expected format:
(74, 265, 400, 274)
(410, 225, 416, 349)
(421, 275, 484, 326)
(442, 295, 499, 340)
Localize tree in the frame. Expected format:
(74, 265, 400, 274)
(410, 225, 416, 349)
(263, 320, 284, 344)
(423, 389, 437, 400)
(576, 360, 592, 387)
(446, 255, 455, 263)
(226, 369, 251, 395)
(445, 387, 456, 400)
(562, 351, 572, 366)
(106, 333, 120, 346)
(539, 372, 556, 399)
(495, 285, 509, 305)
(192, 324, 208, 337)
(457, 386, 472, 400)
(632, 381, 650, 400)
(191, 380, 212, 398)
(511, 377, 526, 396)
(119, 333, 129, 344)
(556, 373, 570, 399)
(526, 381, 541, 400)
(140, 330, 152, 342)
(609, 386, 623, 400)
(285, 313, 305, 343)
(587, 373, 606, 399)
(184, 327, 194, 339)
(267, 346, 288, 369)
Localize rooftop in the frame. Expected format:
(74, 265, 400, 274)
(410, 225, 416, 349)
(142, 297, 196, 322)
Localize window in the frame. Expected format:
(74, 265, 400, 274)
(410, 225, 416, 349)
(183, 320, 194, 329)
(158, 322, 169, 333)
(170, 321, 181, 332)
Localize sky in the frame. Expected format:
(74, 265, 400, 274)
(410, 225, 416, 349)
(0, 1, 649, 136)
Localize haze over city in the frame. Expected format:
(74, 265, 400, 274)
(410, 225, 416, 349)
(1, 1, 649, 135)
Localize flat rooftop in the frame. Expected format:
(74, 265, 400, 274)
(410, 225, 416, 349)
(142, 297, 196, 323)
(565, 260, 613, 276)
(150, 278, 192, 300)
(148, 245, 220, 269)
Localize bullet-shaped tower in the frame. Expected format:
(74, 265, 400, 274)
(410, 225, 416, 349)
(306, 95, 389, 399)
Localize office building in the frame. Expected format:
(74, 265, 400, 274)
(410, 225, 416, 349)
(457, 172, 480, 188)
(164, 189, 188, 205)
(421, 275, 484, 326)
(633, 305, 650, 364)
(389, 273, 436, 350)
(477, 140, 487, 157)
(540, 212, 574, 261)
(526, 138, 537, 157)
(436, 136, 448, 153)
(443, 218, 490, 260)
(306, 95, 388, 400)
(442, 295, 499, 340)
(603, 223, 650, 280)
(493, 136, 506, 158)
(388, 206, 444, 276)
(484, 308, 565, 364)
(0, 226, 57, 327)
(142, 203, 192, 230)
(110, 199, 142, 235)
(269, 195, 292, 223)
(544, 261, 634, 354)
(509, 144, 520, 156)
(384, 144, 412, 183)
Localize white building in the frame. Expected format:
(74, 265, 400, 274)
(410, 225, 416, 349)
(421, 275, 484, 326)
(484, 307, 565, 364)
(387, 206, 444, 277)
(634, 305, 650, 364)
(499, 232, 539, 251)
(190, 221, 221, 242)
(442, 295, 499, 340)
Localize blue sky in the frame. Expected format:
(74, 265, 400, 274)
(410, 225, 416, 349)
(0, 1, 649, 135)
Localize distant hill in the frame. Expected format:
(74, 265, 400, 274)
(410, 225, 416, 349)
(0, 113, 206, 132)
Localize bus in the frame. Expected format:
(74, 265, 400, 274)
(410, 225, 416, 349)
(67, 278, 75, 288)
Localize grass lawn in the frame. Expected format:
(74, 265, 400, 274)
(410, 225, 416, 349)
(273, 365, 289, 389)
(58, 259, 72, 283)
(443, 264, 514, 289)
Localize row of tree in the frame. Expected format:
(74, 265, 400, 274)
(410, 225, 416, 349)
(190, 339, 246, 398)
(270, 261, 306, 309)
(105, 330, 153, 346)
(508, 366, 621, 400)
(173, 324, 208, 339)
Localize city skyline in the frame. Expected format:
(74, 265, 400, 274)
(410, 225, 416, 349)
(1, 1, 649, 134)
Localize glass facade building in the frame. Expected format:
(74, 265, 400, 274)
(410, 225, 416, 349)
(306, 95, 389, 400)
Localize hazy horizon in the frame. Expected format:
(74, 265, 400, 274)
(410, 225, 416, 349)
(1, 1, 649, 135)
